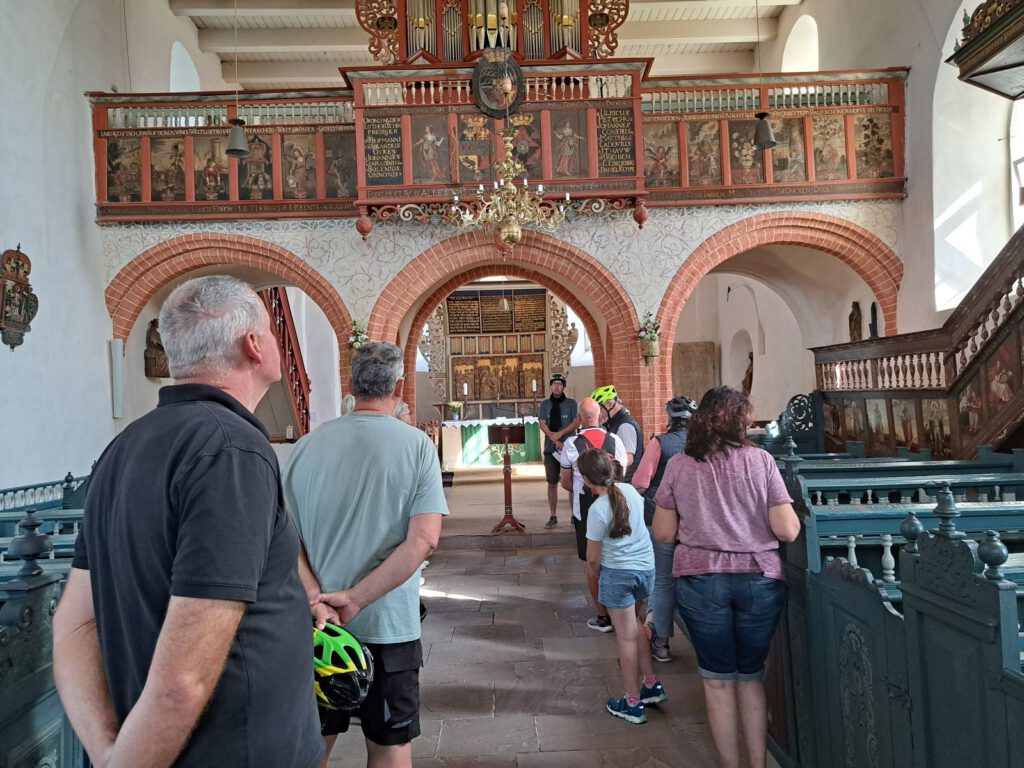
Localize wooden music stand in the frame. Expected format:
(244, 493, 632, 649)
(487, 423, 527, 534)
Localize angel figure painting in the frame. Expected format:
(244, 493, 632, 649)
(643, 123, 679, 186)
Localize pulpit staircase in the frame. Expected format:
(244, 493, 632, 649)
(256, 287, 311, 442)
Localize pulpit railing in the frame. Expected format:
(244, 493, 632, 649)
(259, 287, 311, 437)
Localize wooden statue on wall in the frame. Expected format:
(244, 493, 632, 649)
(144, 319, 170, 378)
(848, 301, 863, 342)
(741, 351, 754, 398)
(868, 302, 879, 339)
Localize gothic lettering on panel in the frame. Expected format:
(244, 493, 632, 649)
(643, 122, 679, 187)
(459, 115, 494, 183)
(411, 114, 453, 184)
(193, 136, 229, 200)
(985, 335, 1017, 415)
(446, 294, 482, 334)
(854, 114, 894, 178)
(150, 138, 186, 201)
(480, 294, 515, 334)
(509, 113, 542, 180)
(892, 399, 920, 451)
(364, 115, 405, 186)
(240, 135, 274, 200)
(812, 117, 848, 180)
(959, 374, 984, 436)
(550, 110, 587, 178)
(728, 120, 764, 185)
(107, 139, 142, 202)
(324, 131, 356, 197)
(770, 118, 807, 183)
(687, 121, 722, 186)
(513, 293, 546, 332)
(597, 108, 636, 177)
(283, 134, 317, 199)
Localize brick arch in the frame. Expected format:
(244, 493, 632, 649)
(369, 230, 656, 431)
(654, 211, 903, 408)
(105, 233, 353, 391)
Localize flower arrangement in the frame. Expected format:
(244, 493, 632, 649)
(348, 320, 369, 349)
(638, 312, 661, 342)
(447, 401, 464, 420)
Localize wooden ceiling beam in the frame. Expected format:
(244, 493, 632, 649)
(171, 0, 354, 16)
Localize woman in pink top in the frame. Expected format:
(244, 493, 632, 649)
(653, 387, 800, 768)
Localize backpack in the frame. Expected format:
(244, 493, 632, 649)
(574, 429, 621, 502)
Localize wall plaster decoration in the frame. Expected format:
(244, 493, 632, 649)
(419, 302, 449, 401)
(100, 201, 903, 328)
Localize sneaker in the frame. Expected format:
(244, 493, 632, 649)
(544, 516, 558, 529)
(587, 615, 614, 633)
(640, 680, 667, 705)
(606, 696, 646, 724)
(651, 639, 672, 663)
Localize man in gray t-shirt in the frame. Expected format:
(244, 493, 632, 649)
(283, 342, 448, 768)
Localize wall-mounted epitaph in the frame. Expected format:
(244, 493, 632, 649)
(597, 109, 636, 177)
(513, 293, 546, 331)
(480, 295, 514, 333)
(363, 116, 404, 186)
(446, 294, 482, 334)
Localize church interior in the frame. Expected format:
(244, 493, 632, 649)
(4, 0, 1024, 765)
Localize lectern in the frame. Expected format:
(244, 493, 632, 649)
(487, 423, 527, 534)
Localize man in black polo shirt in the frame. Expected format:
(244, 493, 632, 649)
(53, 276, 323, 768)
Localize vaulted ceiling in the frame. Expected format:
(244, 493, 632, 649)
(168, 0, 802, 90)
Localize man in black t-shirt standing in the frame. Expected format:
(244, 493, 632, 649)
(537, 373, 579, 529)
(53, 276, 323, 768)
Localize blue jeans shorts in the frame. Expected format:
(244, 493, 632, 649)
(599, 567, 655, 610)
(675, 573, 786, 682)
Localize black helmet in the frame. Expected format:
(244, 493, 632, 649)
(666, 396, 698, 420)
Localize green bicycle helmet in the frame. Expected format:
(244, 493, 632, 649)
(313, 622, 374, 712)
(591, 385, 618, 405)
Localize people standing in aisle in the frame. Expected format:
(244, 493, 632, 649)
(631, 395, 699, 663)
(577, 449, 667, 724)
(591, 385, 644, 482)
(653, 386, 801, 768)
(537, 373, 579, 528)
(560, 397, 627, 632)
(283, 342, 449, 768)
(53, 275, 323, 768)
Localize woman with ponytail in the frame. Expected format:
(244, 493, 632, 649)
(577, 449, 667, 725)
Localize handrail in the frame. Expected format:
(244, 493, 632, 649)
(259, 288, 311, 437)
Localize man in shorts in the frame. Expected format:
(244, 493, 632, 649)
(537, 373, 579, 528)
(284, 342, 448, 768)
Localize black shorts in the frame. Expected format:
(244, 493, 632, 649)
(318, 639, 422, 746)
(544, 452, 562, 485)
(572, 492, 597, 561)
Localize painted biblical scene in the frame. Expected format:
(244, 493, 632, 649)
(842, 398, 866, 441)
(459, 115, 494, 183)
(770, 118, 806, 183)
(150, 139, 186, 202)
(412, 115, 452, 184)
(240, 135, 274, 200)
(812, 117, 848, 180)
(986, 335, 1017, 413)
(824, 399, 845, 452)
(324, 131, 356, 197)
(509, 114, 542, 180)
(642, 122, 680, 187)
(921, 398, 952, 457)
(193, 137, 229, 201)
(687, 121, 723, 186)
(728, 120, 764, 185)
(865, 398, 890, 452)
(854, 114, 895, 178)
(106, 139, 142, 202)
(891, 398, 919, 451)
(283, 134, 317, 199)
(958, 375, 984, 436)
(550, 110, 587, 178)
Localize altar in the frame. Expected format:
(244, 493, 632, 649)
(440, 417, 542, 468)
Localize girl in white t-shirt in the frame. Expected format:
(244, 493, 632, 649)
(578, 449, 667, 724)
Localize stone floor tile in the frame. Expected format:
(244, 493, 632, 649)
(421, 660, 518, 686)
(423, 610, 496, 629)
(435, 715, 539, 757)
(534, 712, 678, 752)
(515, 744, 715, 768)
(413, 756, 517, 767)
(421, 681, 495, 719)
(494, 681, 611, 717)
(541, 636, 621, 661)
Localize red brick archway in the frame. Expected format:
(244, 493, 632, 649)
(105, 233, 353, 391)
(654, 211, 903, 409)
(368, 230, 656, 431)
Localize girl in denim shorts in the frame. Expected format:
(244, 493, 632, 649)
(578, 449, 667, 724)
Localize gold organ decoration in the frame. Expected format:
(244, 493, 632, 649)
(585, 0, 627, 58)
(468, 0, 518, 53)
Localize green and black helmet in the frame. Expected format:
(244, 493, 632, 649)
(591, 385, 618, 406)
(312, 622, 374, 711)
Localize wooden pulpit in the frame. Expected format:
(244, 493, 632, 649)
(487, 423, 527, 534)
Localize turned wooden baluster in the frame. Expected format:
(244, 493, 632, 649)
(924, 353, 934, 388)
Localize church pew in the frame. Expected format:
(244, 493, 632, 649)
(0, 473, 89, 517)
(787, 470, 1024, 509)
(0, 508, 83, 537)
(782, 446, 1023, 483)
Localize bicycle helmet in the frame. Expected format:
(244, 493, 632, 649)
(591, 385, 618, 405)
(666, 396, 698, 420)
(313, 622, 374, 712)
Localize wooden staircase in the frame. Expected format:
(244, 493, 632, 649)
(257, 287, 311, 441)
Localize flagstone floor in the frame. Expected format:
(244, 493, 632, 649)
(326, 475, 779, 767)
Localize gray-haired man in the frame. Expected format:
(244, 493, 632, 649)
(283, 341, 449, 768)
(54, 275, 323, 768)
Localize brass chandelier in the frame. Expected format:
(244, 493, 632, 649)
(451, 128, 571, 246)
